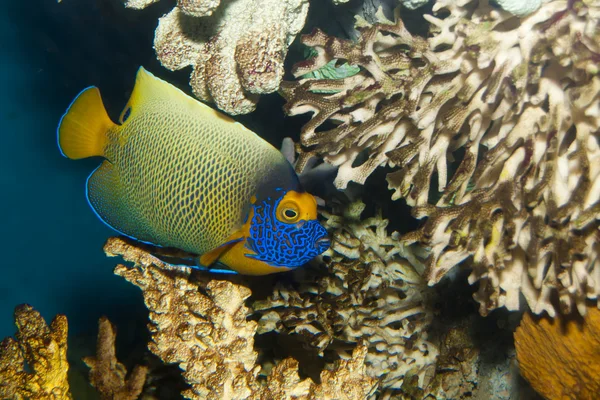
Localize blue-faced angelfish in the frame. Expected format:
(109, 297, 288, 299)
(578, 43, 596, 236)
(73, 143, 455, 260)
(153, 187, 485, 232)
(57, 67, 330, 275)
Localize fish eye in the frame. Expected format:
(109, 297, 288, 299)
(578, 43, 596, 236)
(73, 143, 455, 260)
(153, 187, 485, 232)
(279, 203, 300, 222)
(284, 209, 297, 219)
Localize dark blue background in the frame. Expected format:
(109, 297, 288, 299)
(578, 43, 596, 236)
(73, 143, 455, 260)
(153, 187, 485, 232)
(0, 0, 174, 338)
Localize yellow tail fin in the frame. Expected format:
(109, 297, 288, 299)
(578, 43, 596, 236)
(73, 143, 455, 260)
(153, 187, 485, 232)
(57, 87, 114, 159)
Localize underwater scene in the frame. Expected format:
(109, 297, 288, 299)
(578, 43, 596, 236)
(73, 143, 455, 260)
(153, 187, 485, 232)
(1, 0, 599, 399)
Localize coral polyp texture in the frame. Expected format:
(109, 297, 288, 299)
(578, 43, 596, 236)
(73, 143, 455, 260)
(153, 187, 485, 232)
(255, 201, 438, 397)
(0, 305, 71, 400)
(281, 0, 600, 316)
(128, 0, 309, 115)
(104, 237, 378, 399)
(514, 306, 600, 400)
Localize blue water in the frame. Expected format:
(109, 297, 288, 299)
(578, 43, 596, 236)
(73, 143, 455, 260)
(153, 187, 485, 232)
(0, 0, 172, 338)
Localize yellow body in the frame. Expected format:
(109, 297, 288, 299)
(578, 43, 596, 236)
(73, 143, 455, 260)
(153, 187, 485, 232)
(58, 68, 302, 274)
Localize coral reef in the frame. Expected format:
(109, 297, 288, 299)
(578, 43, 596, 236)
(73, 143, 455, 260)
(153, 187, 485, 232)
(400, 0, 431, 11)
(514, 305, 600, 400)
(0, 305, 71, 400)
(280, 0, 600, 316)
(124, 0, 160, 9)
(105, 236, 378, 399)
(255, 201, 438, 396)
(83, 317, 148, 400)
(493, 0, 547, 16)
(423, 325, 479, 398)
(129, 0, 309, 115)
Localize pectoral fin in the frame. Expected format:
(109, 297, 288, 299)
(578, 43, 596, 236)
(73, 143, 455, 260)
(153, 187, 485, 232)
(199, 235, 245, 267)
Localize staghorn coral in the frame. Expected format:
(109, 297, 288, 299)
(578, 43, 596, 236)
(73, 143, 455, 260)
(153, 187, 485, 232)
(129, 0, 309, 115)
(83, 317, 148, 400)
(280, 0, 600, 316)
(104, 236, 378, 399)
(0, 305, 71, 400)
(514, 305, 600, 400)
(255, 201, 438, 396)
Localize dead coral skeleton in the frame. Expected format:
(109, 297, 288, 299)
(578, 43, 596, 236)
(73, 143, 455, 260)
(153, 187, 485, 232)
(83, 317, 148, 400)
(0, 305, 71, 400)
(104, 236, 378, 400)
(255, 201, 438, 396)
(127, 0, 309, 115)
(280, 0, 600, 317)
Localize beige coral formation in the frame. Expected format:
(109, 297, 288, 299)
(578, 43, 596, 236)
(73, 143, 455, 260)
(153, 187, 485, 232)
(104, 236, 378, 399)
(124, 0, 160, 10)
(0, 305, 71, 400)
(425, 326, 479, 399)
(128, 0, 309, 115)
(83, 317, 148, 400)
(281, 0, 600, 316)
(255, 201, 438, 396)
(514, 305, 600, 400)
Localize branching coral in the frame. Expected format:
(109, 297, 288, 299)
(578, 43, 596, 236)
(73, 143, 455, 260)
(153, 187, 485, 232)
(104, 236, 378, 399)
(0, 305, 71, 400)
(255, 201, 438, 396)
(280, 0, 600, 316)
(83, 317, 148, 400)
(514, 305, 600, 400)
(128, 0, 309, 115)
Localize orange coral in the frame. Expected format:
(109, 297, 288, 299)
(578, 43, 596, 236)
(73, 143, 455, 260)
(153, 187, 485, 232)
(514, 306, 600, 400)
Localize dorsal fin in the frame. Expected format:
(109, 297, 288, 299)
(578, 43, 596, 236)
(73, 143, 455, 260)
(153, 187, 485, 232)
(119, 67, 237, 124)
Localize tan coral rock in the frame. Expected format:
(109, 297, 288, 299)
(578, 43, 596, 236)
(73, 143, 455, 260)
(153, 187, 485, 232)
(83, 317, 148, 400)
(105, 237, 378, 399)
(177, 0, 221, 17)
(135, 0, 309, 114)
(0, 305, 71, 400)
(124, 0, 160, 9)
(254, 358, 315, 399)
(514, 306, 600, 400)
(281, 0, 600, 316)
(113, 262, 258, 399)
(314, 343, 378, 399)
(252, 343, 377, 399)
(255, 202, 437, 396)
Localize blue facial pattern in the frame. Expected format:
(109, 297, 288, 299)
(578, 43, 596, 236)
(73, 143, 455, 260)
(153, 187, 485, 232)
(245, 195, 330, 268)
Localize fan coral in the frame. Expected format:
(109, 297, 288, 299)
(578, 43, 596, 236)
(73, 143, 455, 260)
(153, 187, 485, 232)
(83, 317, 148, 400)
(104, 236, 378, 399)
(128, 0, 309, 115)
(255, 201, 438, 396)
(0, 305, 71, 400)
(514, 305, 600, 400)
(280, 0, 600, 316)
